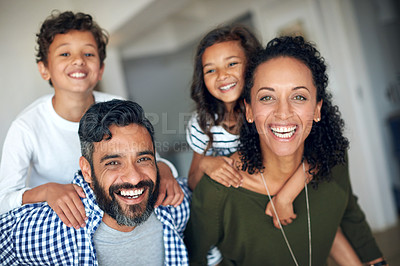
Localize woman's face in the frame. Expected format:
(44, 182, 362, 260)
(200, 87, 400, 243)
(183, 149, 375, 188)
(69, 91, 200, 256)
(245, 57, 322, 158)
(202, 41, 246, 109)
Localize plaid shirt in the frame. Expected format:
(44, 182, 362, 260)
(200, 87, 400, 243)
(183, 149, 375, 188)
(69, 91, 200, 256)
(0, 172, 191, 265)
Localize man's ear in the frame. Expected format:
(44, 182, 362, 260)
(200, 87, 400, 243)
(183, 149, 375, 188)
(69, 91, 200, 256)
(37, 61, 50, 81)
(79, 156, 92, 184)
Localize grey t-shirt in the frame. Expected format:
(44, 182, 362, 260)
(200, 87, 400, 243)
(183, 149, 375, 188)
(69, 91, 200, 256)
(93, 212, 164, 265)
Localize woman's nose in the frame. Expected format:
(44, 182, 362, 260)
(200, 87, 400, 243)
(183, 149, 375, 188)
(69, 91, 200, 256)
(274, 99, 293, 120)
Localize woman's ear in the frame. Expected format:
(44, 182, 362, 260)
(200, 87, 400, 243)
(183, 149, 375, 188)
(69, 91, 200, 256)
(314, 100, 323, 122)
(79, 156, 92, 184)
(37, 61, 50, 81)
(245, 100, 254, 123)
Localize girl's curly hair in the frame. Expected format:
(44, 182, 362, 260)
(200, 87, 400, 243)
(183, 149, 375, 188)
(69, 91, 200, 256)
(238, 36, 349, 186)
(190, 25, 262, 153)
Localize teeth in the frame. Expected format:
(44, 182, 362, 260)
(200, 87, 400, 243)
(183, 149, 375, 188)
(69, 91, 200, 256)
(70, 72, 86, 78)
(220, 83, 236, 91)
(119, 188, 144, 198)
(271, 126, 296, 139)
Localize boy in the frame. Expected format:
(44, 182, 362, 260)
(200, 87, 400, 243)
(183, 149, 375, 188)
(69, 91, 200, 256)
(0, 11, 183, 229)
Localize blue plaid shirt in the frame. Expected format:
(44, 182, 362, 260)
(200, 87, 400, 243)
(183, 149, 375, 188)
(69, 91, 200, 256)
(0, 172, 191, 265)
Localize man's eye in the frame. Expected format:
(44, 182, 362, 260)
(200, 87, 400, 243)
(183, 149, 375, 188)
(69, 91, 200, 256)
(105, 161, 119, 166)
(137, 157, 152, 163)
(293, 95, 307, 101)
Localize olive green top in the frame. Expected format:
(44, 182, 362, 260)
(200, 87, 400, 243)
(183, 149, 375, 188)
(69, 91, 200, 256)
(184, 162, 382, 265)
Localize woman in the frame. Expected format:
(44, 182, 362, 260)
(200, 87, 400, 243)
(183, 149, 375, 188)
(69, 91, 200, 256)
(184, 36, 386, 265)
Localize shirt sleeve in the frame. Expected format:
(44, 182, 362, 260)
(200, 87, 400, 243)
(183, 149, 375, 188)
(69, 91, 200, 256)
(337, 160, 383, 262)
(186, 113, 209, 155)
(184, 175, 224, 265)
(0, 121, 33, 214)
(156, 153, 178, 178)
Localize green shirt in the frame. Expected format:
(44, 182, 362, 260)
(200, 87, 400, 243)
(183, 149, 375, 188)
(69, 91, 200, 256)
(185, 162, 382, 265)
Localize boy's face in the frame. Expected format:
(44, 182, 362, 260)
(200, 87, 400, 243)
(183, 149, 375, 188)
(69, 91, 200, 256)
(38, 30, 104, 94)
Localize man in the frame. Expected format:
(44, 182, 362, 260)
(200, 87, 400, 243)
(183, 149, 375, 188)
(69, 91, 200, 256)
(0, 99, 190, 265)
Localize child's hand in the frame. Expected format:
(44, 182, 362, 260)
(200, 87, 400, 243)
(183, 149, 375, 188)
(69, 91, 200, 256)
(46, 183, 87, 229)
(265, 196, 297, 229)
(203, 156, 243, 188)
(156, 162, 184, 208)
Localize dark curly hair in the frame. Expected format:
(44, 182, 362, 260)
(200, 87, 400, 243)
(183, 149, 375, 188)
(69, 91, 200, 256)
(36, 10, 109, 67)
(190, 24, 262, 153)
(238, 36, 349, 186)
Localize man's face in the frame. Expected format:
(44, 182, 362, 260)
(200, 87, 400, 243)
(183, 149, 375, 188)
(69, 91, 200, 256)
(81, 124, 158, 228)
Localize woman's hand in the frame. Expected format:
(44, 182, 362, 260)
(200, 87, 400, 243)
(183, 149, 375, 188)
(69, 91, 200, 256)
(45, 183, 87, 229)
(265, 196, 297, 229)
(155, 161, 184, 208)
(202, 156, 243, 188)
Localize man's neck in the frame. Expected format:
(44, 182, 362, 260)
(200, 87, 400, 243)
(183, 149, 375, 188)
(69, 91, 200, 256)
(102, 213, 136, 232)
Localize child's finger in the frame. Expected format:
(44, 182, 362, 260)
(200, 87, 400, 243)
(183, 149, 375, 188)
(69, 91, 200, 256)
(73, 184, 86, 198)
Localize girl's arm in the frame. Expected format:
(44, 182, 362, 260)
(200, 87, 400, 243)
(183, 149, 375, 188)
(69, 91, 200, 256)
(265, 162, 309, 228)
(188, 152, 242, 191)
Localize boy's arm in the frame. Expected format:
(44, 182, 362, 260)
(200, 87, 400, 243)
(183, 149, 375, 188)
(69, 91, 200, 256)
(265, 162, 310, 228)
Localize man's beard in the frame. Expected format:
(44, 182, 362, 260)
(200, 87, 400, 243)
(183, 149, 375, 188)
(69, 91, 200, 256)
(91, 171, 159, 227)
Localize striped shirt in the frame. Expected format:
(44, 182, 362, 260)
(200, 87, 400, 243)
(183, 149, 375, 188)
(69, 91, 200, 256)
(0, 172, 191, 266)
(186, 113, 239, 156)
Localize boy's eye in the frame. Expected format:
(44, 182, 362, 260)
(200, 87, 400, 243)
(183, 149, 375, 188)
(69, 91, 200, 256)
(84, 53, 95, 57)
(60, 53, 70, 57)
(293, 95, 307, 101)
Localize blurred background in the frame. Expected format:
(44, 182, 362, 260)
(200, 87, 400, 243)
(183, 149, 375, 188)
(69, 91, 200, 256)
(0, 0, 399, 253)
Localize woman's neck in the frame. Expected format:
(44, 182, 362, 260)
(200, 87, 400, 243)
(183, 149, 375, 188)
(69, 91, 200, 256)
(52, 90, 95, 122)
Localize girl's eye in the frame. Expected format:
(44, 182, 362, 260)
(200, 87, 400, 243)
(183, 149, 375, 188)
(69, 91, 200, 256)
(204, 69, 215, 74)
(84, 53, 95, 57)
(228, 62, 238, 67)
(293, 95, 307, 101)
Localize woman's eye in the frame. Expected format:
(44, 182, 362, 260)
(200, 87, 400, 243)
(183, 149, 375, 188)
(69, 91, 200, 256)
(293, 95, 307, 101)
(260, 95, 273, 101)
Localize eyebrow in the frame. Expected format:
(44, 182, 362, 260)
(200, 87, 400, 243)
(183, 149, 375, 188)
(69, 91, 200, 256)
(99, 150, 155, 163)
(257, 86, 310, 93)
(55, 43, 96, 50)
(203, 55, 242, 68)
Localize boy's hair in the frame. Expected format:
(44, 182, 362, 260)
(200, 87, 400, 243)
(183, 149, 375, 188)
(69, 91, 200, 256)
(78, 99, 155, 167)
(190, 24, 262, 153)
(36, 10, 109, 67)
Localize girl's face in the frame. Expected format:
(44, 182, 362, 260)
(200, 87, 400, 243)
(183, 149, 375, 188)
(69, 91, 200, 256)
(202, 41, 246, 109)
(245, 57, 322, 158)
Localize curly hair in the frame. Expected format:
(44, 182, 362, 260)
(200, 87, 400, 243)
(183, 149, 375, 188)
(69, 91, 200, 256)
(36, 10, 109, 67)
(238, 36, 349, 186)
(190, 24, 262, 153)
